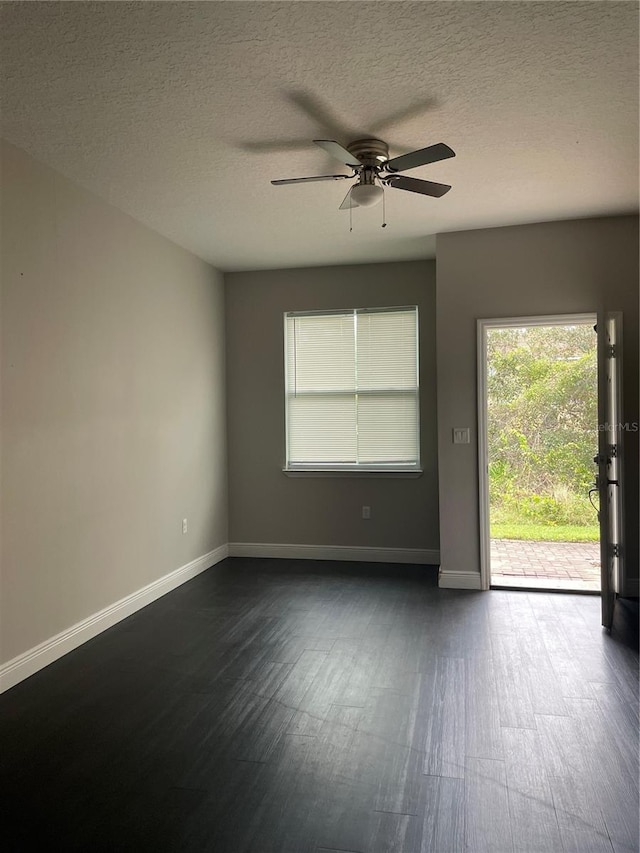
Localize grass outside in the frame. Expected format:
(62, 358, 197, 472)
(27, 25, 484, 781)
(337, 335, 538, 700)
(491, 522, 599, 543)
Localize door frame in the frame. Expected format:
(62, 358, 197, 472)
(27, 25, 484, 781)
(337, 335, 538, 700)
(597, 310, 625, 626)
(477, 313, 598, 591)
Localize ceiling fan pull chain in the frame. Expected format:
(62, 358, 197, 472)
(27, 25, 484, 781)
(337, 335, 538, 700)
(349, 201, 353, 233)
(381, 186, 387, 228)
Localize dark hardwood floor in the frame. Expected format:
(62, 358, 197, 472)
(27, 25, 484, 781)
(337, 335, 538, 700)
(1, 558, 638, 852)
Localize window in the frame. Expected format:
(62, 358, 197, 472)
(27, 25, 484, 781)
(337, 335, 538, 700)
(284, 306, 420, 472)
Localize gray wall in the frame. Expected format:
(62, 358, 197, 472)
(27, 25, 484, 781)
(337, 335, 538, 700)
(436, 216, 639, 588)
(1, 140, 228, 663)
(3, 137, 635, 668)
(225, 261, 439, 550)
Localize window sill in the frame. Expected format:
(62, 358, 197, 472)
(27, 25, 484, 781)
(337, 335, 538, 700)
(283, 468, 423, 478)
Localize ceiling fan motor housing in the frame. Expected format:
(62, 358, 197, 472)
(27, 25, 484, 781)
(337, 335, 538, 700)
(346, 138, 390, 166)
(346, 140, 389, 207)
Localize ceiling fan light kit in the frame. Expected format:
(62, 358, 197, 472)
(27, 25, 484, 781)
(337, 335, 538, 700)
(271, 137, 455, 223)
(350, 183, 384, 208)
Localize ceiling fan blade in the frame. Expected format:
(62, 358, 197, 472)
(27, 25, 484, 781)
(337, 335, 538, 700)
(314, 139, 362, 167)
(385, 175, 451, 198)
(338, 188, 360, 210)
(385, 143, 455, 173)
(271, 174, 351, 185)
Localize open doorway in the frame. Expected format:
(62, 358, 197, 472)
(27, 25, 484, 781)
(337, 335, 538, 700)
(478, 315, 600, 592)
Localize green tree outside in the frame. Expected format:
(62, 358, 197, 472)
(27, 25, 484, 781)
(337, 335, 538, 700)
(487, 324, 599, 541)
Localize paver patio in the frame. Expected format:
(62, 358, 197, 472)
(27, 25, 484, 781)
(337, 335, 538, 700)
(490, 538, 601, 591)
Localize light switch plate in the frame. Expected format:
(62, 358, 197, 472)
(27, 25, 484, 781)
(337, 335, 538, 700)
(453, 427, 471, 444)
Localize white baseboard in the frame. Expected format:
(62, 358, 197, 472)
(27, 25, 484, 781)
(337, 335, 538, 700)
(438, 569, 483, 590)
(228, 542, 440, 566)
(0, 544, 229, 695)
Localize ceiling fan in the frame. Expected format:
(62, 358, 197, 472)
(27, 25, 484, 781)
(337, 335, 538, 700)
(271, 138, 455, 210)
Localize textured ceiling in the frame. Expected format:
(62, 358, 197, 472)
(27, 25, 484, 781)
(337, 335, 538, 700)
(1, 1, 638, 271)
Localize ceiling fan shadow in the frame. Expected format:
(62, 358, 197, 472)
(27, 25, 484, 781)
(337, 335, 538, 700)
(286, 89, 363, 140)
(368, 97, 440, 134)
(237, 91, 443, 161)
(239, 139, 312, 154)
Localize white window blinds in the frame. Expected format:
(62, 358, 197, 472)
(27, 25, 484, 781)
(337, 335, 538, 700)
(284, 307, 420, 470)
